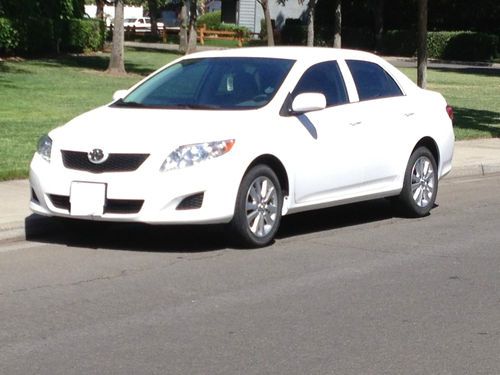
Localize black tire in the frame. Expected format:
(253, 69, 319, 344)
(397, 146, 438, 217)
(230, 165, 283, 248)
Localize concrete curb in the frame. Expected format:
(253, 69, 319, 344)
(1, 164, 499, 245)
(447, 163, 500, 179)
(0, 215, 61, 244)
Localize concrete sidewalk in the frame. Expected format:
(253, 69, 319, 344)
(1, 138, 499, 243)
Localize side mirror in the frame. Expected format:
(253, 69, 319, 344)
(291, 93, 327, 114)
(112, 89, 128, 101)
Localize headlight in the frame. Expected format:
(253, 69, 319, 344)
(160, 139, 235, 172)
(37, 135, 52, 162)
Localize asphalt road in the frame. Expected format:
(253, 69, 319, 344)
(1, 174, 500, 375)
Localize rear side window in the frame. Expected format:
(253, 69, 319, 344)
(293, 61, 348, 107)
(346, 60, 403, 101)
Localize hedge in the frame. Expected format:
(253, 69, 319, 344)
(197, 10, 221, 30)
(197, 10, 250, 37)
(61, 18, 105, 53)
(381, 30, 498, 61)
(0, 17, 104, 55)
(15, 17, 57, 55)
(443, 32, 498, 61)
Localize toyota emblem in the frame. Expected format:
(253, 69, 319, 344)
(88, 148, 108, 164)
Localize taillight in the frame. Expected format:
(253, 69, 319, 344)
(446, 105, 454, 121)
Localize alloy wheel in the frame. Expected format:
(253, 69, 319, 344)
(245, 176, 279, 238)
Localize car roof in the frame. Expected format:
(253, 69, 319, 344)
(184, 46, 381, 63)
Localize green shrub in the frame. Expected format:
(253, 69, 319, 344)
(426, 31, 455, 58)
(444, 32, 498, 61)
(15, 17, 56, 55)
(197, 10, 249, 37)
(61, 18, 105, 53)
(216, 23, 250, 38)
(0, 17, 19, 53)
(381, 30, 498, 61)
(197, 10, 221, 30)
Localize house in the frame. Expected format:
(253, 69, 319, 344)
(221, 0, 308, 34)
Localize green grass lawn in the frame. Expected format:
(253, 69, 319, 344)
(0, 48, 178, 180)
(0, 49, 499, 181)
(401, 68, 500, 140)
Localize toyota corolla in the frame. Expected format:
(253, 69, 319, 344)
(30, 47, 454, 247)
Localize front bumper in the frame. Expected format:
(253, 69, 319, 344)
(29, 153, 241, 225)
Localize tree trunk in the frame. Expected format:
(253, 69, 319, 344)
(96, 0, 106, 20)
(186, 0, 197, 54)
(333, 0, 341, 48)
(179, 1, 188, 54)
(373, 0, 384, 52)
(417, 0, 428, 88)
(148, 0, 159, 35)
(306, 0, 315, 47)
(258, 0, 274, 46)
(107, 0, 126, 74)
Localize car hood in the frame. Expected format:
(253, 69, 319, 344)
(50, 106, 252, 153)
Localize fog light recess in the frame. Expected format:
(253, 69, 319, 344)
(176, 192, 204, 210)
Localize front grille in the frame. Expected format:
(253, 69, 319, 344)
(105, 199, 144, 214)
(49, 194, 70, 210)
(48, 194, 143, 214)
(176, 192, 204, 210)
(61, 151, 149, 173)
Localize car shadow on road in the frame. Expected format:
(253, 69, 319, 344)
(25, 198, 400, 253)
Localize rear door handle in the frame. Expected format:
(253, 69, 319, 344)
(404, 112, 415, 117)
(349, 121, 362, 126)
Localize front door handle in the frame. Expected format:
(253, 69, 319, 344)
(349, 121, 362, 126)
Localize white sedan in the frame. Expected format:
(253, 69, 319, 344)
(30, 47, 454, 247)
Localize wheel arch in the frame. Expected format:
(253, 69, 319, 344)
(412, 137, 440, 169)
(245, 154, 290, 197)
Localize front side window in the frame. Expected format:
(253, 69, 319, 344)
(292, 61, 348, 107)
(115, 57, 295, 110)
(346, 60, 403, 101)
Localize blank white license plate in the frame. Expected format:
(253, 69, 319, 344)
(70, 182, 106, 216)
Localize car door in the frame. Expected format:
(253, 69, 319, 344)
(345, 59, 414, 190)
(287, 61, 367, 204)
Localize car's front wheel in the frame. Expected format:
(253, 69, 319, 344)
(230, 165, 282, 248)
(397, 146, 438, 217)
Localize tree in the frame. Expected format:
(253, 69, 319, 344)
(179, 0, 188, 53)
(178, 0, 198, 54)
(417, 0, 427, 88)
(371, 0, 384, 51)
(257, 0, 274, 46)
(187, 0, 198, 53)
(278, 0, 317, 46)
(95, 0, 112, 20)
(333, 0, 341, 48)
(304, 0, 318, 46)
(107, 0, 126, 74)
(147, 0, 159, 35)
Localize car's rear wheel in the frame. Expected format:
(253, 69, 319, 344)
(230, 165, 282, 248)
(397, 146, 438, 217)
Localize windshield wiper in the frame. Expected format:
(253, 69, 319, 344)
(112, 99, 146, 108)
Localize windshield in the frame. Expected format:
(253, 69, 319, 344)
(115, 57, 295, 110)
